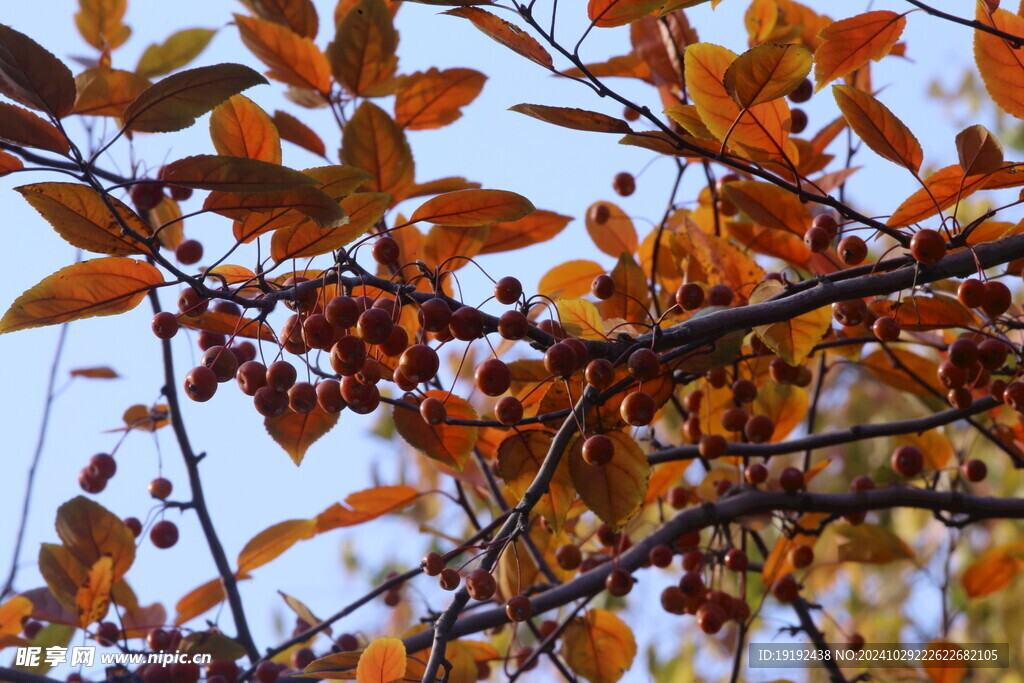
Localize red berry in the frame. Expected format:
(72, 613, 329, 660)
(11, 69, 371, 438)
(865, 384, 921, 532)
(497, 310, 528, 339)
(555, 544, 582, 571)
(326, 296, 360, 329)
(649, 544, 673, 568)
(744, 414, 774, 443)
(676, 283, 705, 310)
(812, 213, 838, 238)
(505, 595, 533, 622)
(789, 107, 808, 134)
(962, 458, 987, 482)
(582, 434, 615, 466)
(356, 308, 393, 345)
(948, 338, 978, 368)
(613, 171, 635, 197)
(627, 348, 660, 381)
(131, 183, 164, 212)
(707, 284, 734, 307)
(494, 276, 522, 305)
(124, 517, 142, 537)
(891, 445, 924, 477)
(201, 346, 239, 383)
(177, 289, 208, 317)
(150, 520, 179, 549)
(88, 453, 116, 480)
(148, 477, 172, 500)
(449, 306, 484, 340)
(288, 382, 318, 414)
(169, 185, 192, 201)
(605, 568, 633, 596)
(438, 568, 460, 591)
(398, 344, 439, 384)
(909, 228, 946, 264)
(591, 273, 616, 300)
(789, 78, 812, 103)
(585, 358, 615, 389)
(837, 235, 867, 265)
(371, 236, 400, 265)
(873, 316, 900, 341)
(724, 548, 748, 572)
(544, 342, 577, 378)
(620, 391, 655, 426)
(772, 574, 799, 602)
(779, 467, 805, 493)
(236, 361, 267, 396)
(981, 280, 1012, 317)
(745, 463, 768, 485)
(495, 396, 523, 426)
(151, 312, 179, 339)
(183, 366, 217, 402)
(266, 360, 297, 392)
(789, 545, 814, 569)
(253, 386, 289, 417)
(175, 239, 203, 265)
(958, 278, 985, 309)
(696, 602, 726, 634)
(474, 358, 511, 396)
(698, 434, 727, 460)
(465, 568, 497, 601)
(419, 397, 447, 425)
(804, 225, 831, 253)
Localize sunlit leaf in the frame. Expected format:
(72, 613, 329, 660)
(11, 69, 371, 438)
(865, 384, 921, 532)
(722, 180, 809, 235)
(315, 485, 419, 533)
(862, 347, 942, 397)
(479, 210, 572, 254)
(867, 295, 978, 331)
(75, 0, 130, 52)
(588, 0, 664, 28)
(0, 258, 163, 334)
(956, 124, 1004, 176)
(556, 298, 607, 340)
(974, 6, 1024, 120)
(55, 497, 135, 582)
(356, 638, 405, 683)
(0, 103, 70, 155)
(270, 192, 388, 260)
(832, 84, 922, 173)
(160, 154, 317, 192)
(410, 189, 534, 227)
(69, 366, 119, 379)
(210, 94, 282, 164)
(961, 543, 1024, 598)
(0, 597, 33, 636)
(835, 523, 914, 564)
(76, 556, 113, 627)
(562, 609, 636, 683)
(584, 201, 638, 257)
(923, 640, 966, 683)
(395, 67, 486, 130)
(393, 391, 479, 471)
(510, 104, 631, 134)
(539, 260, 605, 299)
(136, 28, 217, 79)
(497, 428, 573, 533)
(724, 42, 812, 107)
(237, 519, 318, 574)
(762, 512, 826, 584)
(240, 0, 319, 38)
(887, 162, 1024, 227)
(72, 67, 150, 118)
(327, 0, 399, 96)
(234, 14, 332, 93)
(750, 280, 830, 365)
(174, 577, 226, 626)
(813, 11, 905, 90)
(341, 101, 414, 199)
(273, 110, 327, 157)
(265, 405, 340, 465)
(569, 430, 648, 528)
(443, 7, 553, 68)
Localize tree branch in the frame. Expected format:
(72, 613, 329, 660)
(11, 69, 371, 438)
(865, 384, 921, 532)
(903, 0, 1024, 48)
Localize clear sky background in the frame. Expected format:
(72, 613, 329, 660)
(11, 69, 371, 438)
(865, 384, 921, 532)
(0, 1, 1003, 681)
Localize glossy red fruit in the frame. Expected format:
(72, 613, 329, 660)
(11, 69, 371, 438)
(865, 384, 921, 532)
(948, 338, 979, 368)
(169, 184, 192, 201)
(957, 278, 985, 309)
(356, 308, 392, 345)
(772, 574, 799, 602)
(696, 602, 726, 634)
(678, 571, 704, 598)
(316, 380, 345, 413)
(812, 213, 839, 238)
(302, 314, 335, 351)
(590, 202, 611, 224)
(937, 361, 967, 390)
(175, 239, 203, 265)
(910, 228, 946, 264)
(253, 386, 289, 417)
(449, 306, 484, 340)
(266, 361, 297, 392)
(124, 517, 143, 537)
(661, 586, 687, 614)
(779, 467, 805, 493)
(465, 568, 497, 601)
(872, 316, 900, 341)
(183, 366, 217, 402)
(494, 276, 522, 305)
(177, 289, 208, 317)
(371, 236, 400, 265)
(962, 458, 988, 482)
(149, 477, 172, 500)
(254, 661, 280, 683)
(613, 171, 635, 196)
(804, 225, 831, 253)
(977, 339, 1008, 370)
(88, 453, 116, 480)
(544, 342, 577, 378)
(732, 379, 757, 404)
(438, 568, 460, 591)
(236, 361, 267, 396)
(745, 463, 768, 485)
(744, 414, 775, 444)
(891, 445, 924, 477)
(555, 544, 582, 571)
(981, 280, 1012, 317)
(288, 382, 318, 414)
(506, 595, 533, 622)
(474, 358, 511, 396)
(419, 397, 446, 425)
(150, 520, 179, 549)
(584, 358, 615, 390)
(707, 284, 734, 307)
(837, 235, 867, 265)
(851, 475, 875, 492)
(151, 312, 179, 339)
(789, 545, 814, 569)
(675, 283, 705, 310)
(422, 552, 445, 577)
(832, 299, 868, 327)
(721, 406, 748, 432)
(582, 434, 614, 466)
(340, 376, 380, 414)
(78, 468, 105, 493)
(627, 348, 659, 381)
(948, 386, 972, 410)
(201, 346, 239, 383)
(649, 544, 673, 568)
(1004, 381, 1024, 411)
(131, 183, 164, 212)
(398, 344, 439, 384)
(325, 296, 359, 330)
(494, 309, 526, 340)
(605, 568, 633, 596)
(724, 548, 748, 572)
(621, 391, 655, 426)
(591, 273, 616, 300)
(698, 434, 727, 460)
(494, 396, 523, 426)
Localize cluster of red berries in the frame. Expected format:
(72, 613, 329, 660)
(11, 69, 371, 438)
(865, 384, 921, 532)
(933, 335, 1009, 410)
(681, 378, 777, 450)
(77, 453, 115, 494)
(804, 213, 870, 267)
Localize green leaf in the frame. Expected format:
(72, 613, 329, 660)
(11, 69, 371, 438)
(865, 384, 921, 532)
(136, 29, 217, 79)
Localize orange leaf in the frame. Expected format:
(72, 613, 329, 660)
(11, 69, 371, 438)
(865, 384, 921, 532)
(315, 485, 419, 533)
(585, 201, 638, 257)
(443, 8, 553, 69)
(392, 391, 479, 471)
(265, 405, 340, 465)
(836, 522, 914, 564)
(814, 11, 906, 90)
(76, 556, 113, 627)
(395, 67, 486, 130)
(479, 209, 572, 254)
(569, 430, 649, 528)
(862, 347, 943, 397)
(509, 103, 632, 134)
(961, 543, 1024, 597)
(160, 154, 317, 192)
(561, 609, 636, 683)
(0, 25, 77, 118)
(273, 110, 327, 157)
(16, 182, 153, 256)
(327, 0, 399, 96)
(341, 101, 414, 199)
(562, 55, 651, 81)
(177, 310, 276, 341)
(237, 519, 318, 574)
(556, 298, 607, 341)
(356, 638, 405, 683)
(762, 512, 827, 584)
(210, 95, 282, 164)
(0, 258, 163, 334)
(886, 163, 1024, 227)
(868, 295, 978, 331)
(724, 42, 812, 107)
(0, 597, 33, 636)
(497, 429, 573, 533)
(72, 67, 151, 118)
(174, 577, 227, 626)
(55, 497, 135, 582)
(235, 14, 332, 93)
(74, 0, 130, 51)
(684, 43, 792, 163)
(270, 192, 388, 260)
(0, 151, 24, 177)
(832, 84, 921, 173)
(123, 63, 268, 133)
(956, 124, 1004, 176)
(241, 0, 319, 38)
(685, 225, 766, 300)
(974, 5, 1024, 119)
(410, 189, 534, 227)
(598, 253, 651, 325)
(538, 260, 605, 299)
(722, 180, 809, 235)
(422, 225, 490, 271)
(923, 640, 967, 683)
(753, 381, 809, 442)
(69, 366, 119, 379)
(205, 186, 347, 230)
(0, 103, 70, 155)
(588, 0, 663, 28)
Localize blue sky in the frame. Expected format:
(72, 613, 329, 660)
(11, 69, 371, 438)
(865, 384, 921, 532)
(0, 1, 999, 681)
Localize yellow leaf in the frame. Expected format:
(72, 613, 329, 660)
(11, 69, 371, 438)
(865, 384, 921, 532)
(411, 189, 534, 227)
(270, 192, 389, 260)
(562, 609, 636, 683)
(341, 102, 414, 200)
(356, 638, 406, 683)
(894, 429, 953, 470)
(175, 577, 228, 626)
(835, 523, 914, 564)
(479, 210, 572, 254)
(753, 381, 808, 442)
(136, 28, 217, 79)
(568, 430, 649, 528)
(0, 596, 33, 636)
(392, 391, 479, 471)
(724, 42, 812, 107)
(722, 180, 810, 235)
(538, 260, 605, 299)
(76, 556, 113, 627)
(556, 298, 607, 341)
(73, 67, 150, 118)
(497, 429, 573, 533)
(237, 519, 318, 574)
(75, 0, 130, 51)
(862, 347, 943, 397)
(961, 543, 1024, 598)
(210, 94, 281, 164)
(750, 280, 830, 365)
(584, 201, 638, 257)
